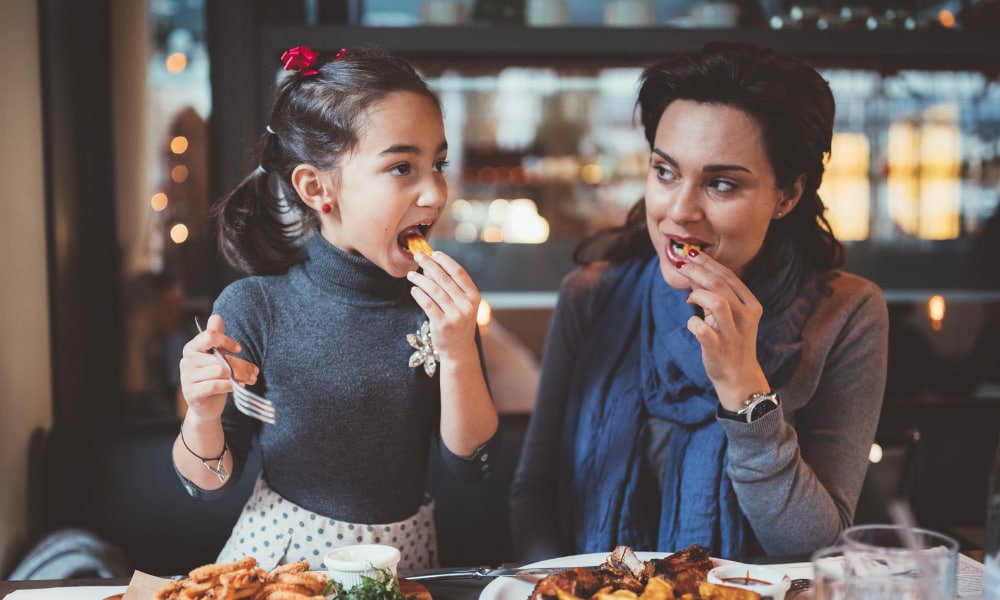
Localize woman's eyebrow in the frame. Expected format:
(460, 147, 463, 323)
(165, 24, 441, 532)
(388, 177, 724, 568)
(653, 148, 751, 174)
(379, 141, 448, 156)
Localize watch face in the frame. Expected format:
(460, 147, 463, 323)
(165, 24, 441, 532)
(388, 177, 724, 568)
(749, 397, 779, 421)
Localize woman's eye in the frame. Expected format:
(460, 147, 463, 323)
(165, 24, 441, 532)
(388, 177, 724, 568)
(654, 164, 676, 181)
(712, 179, 737, 193)
(389, 163, 411, 176)
(434, 159, 450, 173)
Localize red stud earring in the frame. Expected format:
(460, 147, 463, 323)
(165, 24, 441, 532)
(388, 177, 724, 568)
(321, 204, 332, 214)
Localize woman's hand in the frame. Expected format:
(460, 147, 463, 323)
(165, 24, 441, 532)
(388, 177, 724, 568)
(407, 251, 481, 360)
(675, 251, 771, 412)
(179, 314, 259, 422)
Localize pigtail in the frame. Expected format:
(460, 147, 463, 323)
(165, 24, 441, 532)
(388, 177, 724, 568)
(213, 163, 306, 275)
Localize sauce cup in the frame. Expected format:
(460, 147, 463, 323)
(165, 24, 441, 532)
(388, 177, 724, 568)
(324, 544, 401, 590)
(707, 563, 791, 600)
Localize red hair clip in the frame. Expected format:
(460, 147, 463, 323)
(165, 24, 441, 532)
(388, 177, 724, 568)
(334, 47, 348, 60)
(280, 46, 319, 76)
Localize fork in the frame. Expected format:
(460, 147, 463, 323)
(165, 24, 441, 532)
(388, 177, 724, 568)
(194, 317, 276, 425)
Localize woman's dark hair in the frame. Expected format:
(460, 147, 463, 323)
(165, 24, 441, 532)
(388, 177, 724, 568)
(574, 42, 844, 271)
(215, 47, 441, 274)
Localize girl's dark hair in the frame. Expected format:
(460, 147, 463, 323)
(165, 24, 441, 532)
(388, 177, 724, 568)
(215, 47, 441, 274)
(574, 42, 844, 271)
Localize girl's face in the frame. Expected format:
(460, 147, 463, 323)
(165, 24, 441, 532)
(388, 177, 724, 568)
(645, 100, 788, 289)
(323, 91, 448, 278)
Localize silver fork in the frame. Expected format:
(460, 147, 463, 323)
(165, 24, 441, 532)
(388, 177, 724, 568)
(194, 317, 276, 425)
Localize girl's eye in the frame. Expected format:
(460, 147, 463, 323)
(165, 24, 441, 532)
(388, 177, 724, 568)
(654, 164, 676, 181)
(711, 179, 738, 193)
(434, 159, 450, 174)
(389, 163, 411, 176)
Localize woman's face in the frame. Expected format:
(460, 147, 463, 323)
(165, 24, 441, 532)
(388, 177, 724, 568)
(645, 100, 788, 289)
(322, 91, 448, 278)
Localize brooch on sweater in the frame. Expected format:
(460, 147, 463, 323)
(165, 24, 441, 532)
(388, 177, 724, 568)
(407, 320, 439, 377)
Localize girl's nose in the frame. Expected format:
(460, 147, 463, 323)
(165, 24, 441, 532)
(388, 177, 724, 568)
(418, 177, 448, 208)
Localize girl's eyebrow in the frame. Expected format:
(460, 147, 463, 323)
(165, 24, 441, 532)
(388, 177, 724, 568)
(379, 141, 448, 156)
(652, 148, 752, 174)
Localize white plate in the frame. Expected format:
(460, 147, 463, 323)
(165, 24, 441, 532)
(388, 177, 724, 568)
(480, 552, 735, 600)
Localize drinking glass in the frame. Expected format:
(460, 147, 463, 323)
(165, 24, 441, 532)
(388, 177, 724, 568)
(812, 545, 942, 599)
(840, 524, 959, 597)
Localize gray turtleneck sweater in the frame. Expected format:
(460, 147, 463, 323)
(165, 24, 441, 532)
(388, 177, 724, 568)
(178, 234, 498, 523)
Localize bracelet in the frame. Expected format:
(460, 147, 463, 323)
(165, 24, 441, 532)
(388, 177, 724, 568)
(179, 426, 230, 484)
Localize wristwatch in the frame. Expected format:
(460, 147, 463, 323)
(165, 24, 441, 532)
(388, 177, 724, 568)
(718, 389, 781, 423)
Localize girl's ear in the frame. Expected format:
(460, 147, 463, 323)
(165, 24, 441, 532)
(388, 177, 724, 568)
(775, 174, 805, 219)
(291, 164, 336, 213)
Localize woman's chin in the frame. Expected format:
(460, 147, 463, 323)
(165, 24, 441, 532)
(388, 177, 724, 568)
(658, 262, 692, 290)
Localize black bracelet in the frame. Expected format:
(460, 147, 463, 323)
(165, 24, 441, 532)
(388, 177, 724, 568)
(179, 425, 226, 461)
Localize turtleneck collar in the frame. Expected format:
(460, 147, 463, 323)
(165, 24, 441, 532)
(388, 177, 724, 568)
(299, 233, 410, 306)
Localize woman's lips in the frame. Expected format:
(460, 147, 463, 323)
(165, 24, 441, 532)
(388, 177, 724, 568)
(665, 236, 708, 265)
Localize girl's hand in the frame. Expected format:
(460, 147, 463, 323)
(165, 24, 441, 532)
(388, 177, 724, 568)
(179, 314, 259, 422)
(407, 251, 481, 360)
(675, 251, 771, 412)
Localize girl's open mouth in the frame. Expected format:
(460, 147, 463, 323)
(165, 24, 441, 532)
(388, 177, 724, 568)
(397, 222, 434, 256)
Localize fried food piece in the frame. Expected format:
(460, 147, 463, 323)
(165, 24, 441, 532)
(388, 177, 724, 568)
(263, 592, 325, 600)
(649, 546, 713, 596)
(696, 582, 761, 600)
(680, 242, 702, 257)
(265, 561, 310, 582)
(638, 577, 675, 600)
(153, 581, 184, 600)
(532, 567, 606, 600)
(190, 557, 258, 582)
(406, 235, 433, 257)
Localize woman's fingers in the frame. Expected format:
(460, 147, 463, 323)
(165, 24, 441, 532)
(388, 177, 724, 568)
(687, 289, 736, 338)
(682, 251, 761, 312)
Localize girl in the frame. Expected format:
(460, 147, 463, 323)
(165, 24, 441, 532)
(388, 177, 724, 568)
(172, 46, 499, 571)
(510, 43, 889, 561)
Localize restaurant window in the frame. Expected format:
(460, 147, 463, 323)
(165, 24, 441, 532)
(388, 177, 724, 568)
(119, 0, 213, 423)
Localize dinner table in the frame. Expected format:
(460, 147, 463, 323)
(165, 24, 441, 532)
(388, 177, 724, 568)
(0, 552, 988, 599)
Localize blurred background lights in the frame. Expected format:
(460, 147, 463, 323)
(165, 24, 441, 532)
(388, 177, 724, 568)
(165, 52, 188, 73)
(928, 295, 946, 331)
(454, 222, 478, 243)
(170, 165, 189, 183)
(581, 163, 604, 185)
(170, 136, 189, 154)
(169, 223, 189, 244)
(150, 192, 168, 212)
(869, 443, 883, 464)
(477, 299, 492, 328)
(502, 198, 549, 244)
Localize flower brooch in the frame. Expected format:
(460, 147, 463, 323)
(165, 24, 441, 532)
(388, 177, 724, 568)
(407, 320, 440, 377)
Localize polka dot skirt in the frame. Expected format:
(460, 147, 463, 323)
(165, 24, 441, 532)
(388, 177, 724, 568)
(217, 474, 437, 571)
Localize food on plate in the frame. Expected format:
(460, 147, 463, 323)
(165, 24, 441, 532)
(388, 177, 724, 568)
(405, 234, 433, 257)
(529, 546, 759, 600)
(154, 557, 329, 600)
(331, 566, 415, 600)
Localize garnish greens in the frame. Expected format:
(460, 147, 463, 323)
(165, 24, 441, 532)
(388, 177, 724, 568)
(325, 567, 415, 600)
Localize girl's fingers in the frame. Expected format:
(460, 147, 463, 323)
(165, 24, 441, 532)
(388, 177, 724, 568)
(187, 380, 232, 401)
(422, 251, 479, 297)
(413, 252, 476, 308)
(183, 330, 241, 357)
(408, 269, 471, 316)
(411, 286, 444, 320)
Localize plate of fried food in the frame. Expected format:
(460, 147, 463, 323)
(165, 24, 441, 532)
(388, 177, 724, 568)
(481, 546, 779, 600)
(153, 557, 330, 600)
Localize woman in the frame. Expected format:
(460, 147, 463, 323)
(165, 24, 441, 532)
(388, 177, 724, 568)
(510, 43, 888, 561)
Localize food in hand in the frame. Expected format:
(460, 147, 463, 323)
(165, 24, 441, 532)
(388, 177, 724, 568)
(529, 546, 759, 600)
(406, 234, 433, 257)
(154, 557, 329, 600)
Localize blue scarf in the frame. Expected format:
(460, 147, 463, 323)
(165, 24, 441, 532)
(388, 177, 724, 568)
(559, 240, 818, 559)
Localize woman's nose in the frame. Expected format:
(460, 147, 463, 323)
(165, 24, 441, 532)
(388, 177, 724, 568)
(667, 183, 703, 224)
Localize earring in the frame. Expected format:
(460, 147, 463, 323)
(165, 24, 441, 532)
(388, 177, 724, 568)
(775, 210, 783, 218)
(321, 204, 332, 214)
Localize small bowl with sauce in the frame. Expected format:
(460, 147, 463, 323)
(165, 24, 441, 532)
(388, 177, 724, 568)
(707, 563, 791, 600)
(324, 544, 401, 590)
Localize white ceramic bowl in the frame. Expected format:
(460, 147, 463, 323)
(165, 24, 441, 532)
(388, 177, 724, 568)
(707, 563, 791, 600)
(323, 544, 401, 590)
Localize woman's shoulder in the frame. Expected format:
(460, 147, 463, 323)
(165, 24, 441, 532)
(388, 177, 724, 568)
(812, 269, 888, 329)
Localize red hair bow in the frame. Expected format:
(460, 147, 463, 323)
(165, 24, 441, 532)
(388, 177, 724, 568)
(280, 46, 319, 76)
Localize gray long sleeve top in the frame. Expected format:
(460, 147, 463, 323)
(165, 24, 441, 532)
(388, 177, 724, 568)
(178, 234, 498, 524)
(510, 263, 888, 561)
